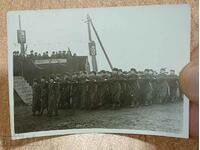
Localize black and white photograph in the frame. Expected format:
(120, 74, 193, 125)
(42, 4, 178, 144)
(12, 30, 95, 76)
(8, 4, 190, 139)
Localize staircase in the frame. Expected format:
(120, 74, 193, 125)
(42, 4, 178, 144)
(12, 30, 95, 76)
(14, 76, 32, 105)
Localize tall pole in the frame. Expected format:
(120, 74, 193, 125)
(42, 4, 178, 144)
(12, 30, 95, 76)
(18, 15, 25, 56)
(89, 16, 113, 70)
(87, 15, 92, 41)
(18, 15, 24, 76)
(87, 15, 98, 72)
(18, 15, 21, 30)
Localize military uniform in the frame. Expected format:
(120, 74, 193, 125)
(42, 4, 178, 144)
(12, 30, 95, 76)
(177, 82, 183, 101)
(79, 73, 88, 109)
(109, 69, 121, 109)
(157, 73, 170, 104)
(32, 80, 41, 116)
(59, 75, 71, 109)
(55, 77, 61, 113)
(119, 73, 128, 107)
(151, 75, 158, 104)
(71, 75, 80, 109)
(40, 79, 48, 115)
(48, 79, 58, 116)
(101, 73, 112, 108)
(96, 72, 109, 108)
(127, 72, 140, 107)
(142, 74, 153, 106)
(87, 73, 98, 109)
(167, 73, 179, 102)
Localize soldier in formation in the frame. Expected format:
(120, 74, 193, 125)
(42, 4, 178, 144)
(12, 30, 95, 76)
(32, 68, 183, 116)
(40, 77, 48, 115)
(48, 77, 58, 116)
(32, 79, 41, 116)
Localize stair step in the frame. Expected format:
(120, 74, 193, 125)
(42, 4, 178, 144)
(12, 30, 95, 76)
(14, 76, 24, 80)
(18, 93, 33, 98)
(14, 78, 27, 81)
(15, 89, 33, 94)
(14, 82, 31, 86)
(14, 76, 33, 106)
(14, 84, 32, 88)
(14, 85, 31, 89)
(15, 87, 32, 92)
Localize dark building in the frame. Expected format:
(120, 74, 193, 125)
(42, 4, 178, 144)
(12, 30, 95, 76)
(13, 50, 90, 85)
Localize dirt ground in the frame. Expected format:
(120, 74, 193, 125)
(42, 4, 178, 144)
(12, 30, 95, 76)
(14, 101, 183, 134)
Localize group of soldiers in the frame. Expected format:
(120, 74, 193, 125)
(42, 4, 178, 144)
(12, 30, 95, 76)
(32, 68, 182, 117)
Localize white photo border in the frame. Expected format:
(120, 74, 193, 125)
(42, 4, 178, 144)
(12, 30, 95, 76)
(7, 5, 190, 140)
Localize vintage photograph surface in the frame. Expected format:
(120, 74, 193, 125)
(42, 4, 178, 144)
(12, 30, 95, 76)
(8, 4, 190, 139)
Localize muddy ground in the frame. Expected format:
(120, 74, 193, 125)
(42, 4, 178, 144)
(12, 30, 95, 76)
(14, 101, 183, 134)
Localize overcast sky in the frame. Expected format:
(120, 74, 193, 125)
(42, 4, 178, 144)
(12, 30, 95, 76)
(7, 4, 191, 73)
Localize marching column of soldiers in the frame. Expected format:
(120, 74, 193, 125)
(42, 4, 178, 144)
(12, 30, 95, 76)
(32, 68, 183, 116)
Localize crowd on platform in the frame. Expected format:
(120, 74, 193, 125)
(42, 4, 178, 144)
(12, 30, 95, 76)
(13, 48, 76, 60)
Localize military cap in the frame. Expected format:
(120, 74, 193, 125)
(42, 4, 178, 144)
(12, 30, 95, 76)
(130, 68, 136, 72)
(170, 69, 175, 72)
(102, 70, 106, 73)
(90, 71, 96, 75)
(170, 69, 175, 74)
(118, 69, 123, 72)
(160, 68, 166, 71)
(112, 68, 118, 71)
(99, 70, 103, 73)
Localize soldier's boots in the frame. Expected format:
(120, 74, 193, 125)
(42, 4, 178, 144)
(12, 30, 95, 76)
(40, 109, 44, 116)
(130, 101, 135, 108)
(112, 103, 120, 109)
(144, 101, 148, 106)
(32, 112, 36, 116)
(136, 101, 140, 107)
(32, 110, 40, 116)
